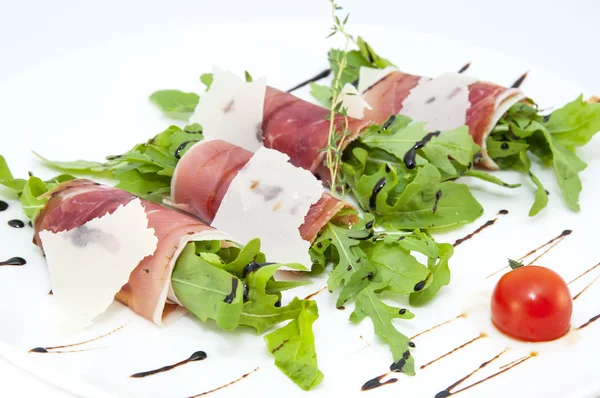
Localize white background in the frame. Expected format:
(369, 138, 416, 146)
(1, 0, 598, 396)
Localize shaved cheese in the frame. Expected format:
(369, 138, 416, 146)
(358, 66, 397, 93)
(399, 72, 477, 131)
(39, 199, 158, 333)
(335, 83, 372, 119)
(212, 147, 323, 266)
(189, 67, 266, 152)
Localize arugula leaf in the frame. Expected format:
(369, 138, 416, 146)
(350, 287, 415, 373)
(409, 243, 453, 306)
(0, 155, 74, 220)
(326, 36, 395, 89)
(340, 116, 523, 230)
(149, 90, 199, 120)
(239, 265, 305, 333)
(311, 213, 453, 368)
(0, 155, 26, 191)
(264, 300, 323, 391)
(544, 95, 600, 150)
(488, 97, 598, 214)
(36, 125, 202, 202)
(309, 83, 333, 108)
(172, 242, 244, 330)
(200, 73, 214, 91)
(172, 239, 323, 390)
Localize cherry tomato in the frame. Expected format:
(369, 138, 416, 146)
(491, 265, 572, 342)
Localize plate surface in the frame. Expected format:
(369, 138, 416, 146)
(0, 21, 599, 398)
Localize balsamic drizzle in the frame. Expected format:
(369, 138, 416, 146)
(174, 140, 199, 159)
(287, 69, 332, 93)
(8, 219, 25, 228)
(420, 334, 486, 370)
(361, 374, 398, 391)
(569, 261, 600, 285)
(242, 261, 274, 277)
(510, 71, 529, 89)
(130, 351, 207, 378)
(432, 190, 442, 213)
(403, 131, 440, 169)
(0, 257, 26, 266)
(382, 115, 396, 130)
(0, 200, 8, 211)
(434, 349, 508, 398)
(409, 314, 465, 340)
(573, 273, 600, 301)
(577, 313, 600, 330)
(223, 278, 239, 304)
(453, 219, 497, 247)
(414, 280, 427, 291)
(436, 352, 534, 397)
(29, 324, 126, 353)
(457, 62, 471, 74)
(304, 286, 327, 300)
(497, 209, 509, 215)
(486, 229, 572, 278)
(369, 177, 387, 210)
(188, 367, 259, 397)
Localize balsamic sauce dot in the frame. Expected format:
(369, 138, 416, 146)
(408, 342, 416, 348)
(399, 309, 407, 315)
(8, 219, 25, 228)
(501, 142, 509, 150)
(435, 390, 451, 398)
(0, 200, 8, 211)
(29, 347, 48, 353)
(365, 220, 374, 229)
(189, 351, 207, 361)
(414, 280, 426, 291)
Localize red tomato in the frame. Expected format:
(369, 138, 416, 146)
(491, 265, 572, 342)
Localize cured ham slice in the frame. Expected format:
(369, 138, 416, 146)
(361, 70, 526, 169)
(35, 179, 230, 325)
(262, 87, 373, 185)
(171, 139, 357, 243)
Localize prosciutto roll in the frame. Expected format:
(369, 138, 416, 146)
(171, 139, 357, 243)
(262, 87, 373, 185)
(35, 179, 226, 325)
(360, 71, 526, 169)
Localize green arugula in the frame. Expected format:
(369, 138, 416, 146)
(310, 214, 453, 370)
(341, 116, 518, 230)
(327, 36, 395, 89)
(150, 90, 199, 120)
(488, 97, 600, 215)
(35, 124, 202, 203)
(0, 155, 74, 219)
(264, 300, 323, 391)
(171, 238, 323, 391)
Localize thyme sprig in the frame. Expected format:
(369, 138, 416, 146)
(322, 0, 357, 196)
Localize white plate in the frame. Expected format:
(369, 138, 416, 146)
(1, 21, 599, 398)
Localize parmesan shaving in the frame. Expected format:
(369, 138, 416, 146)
(189, 67, 266, 152)
(358, 66, 397, 93)
(399, 72, 477, 131)
(39, 199, 158, 333)
(211, 147, 323, 266)
(335, 83, 372, 119)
